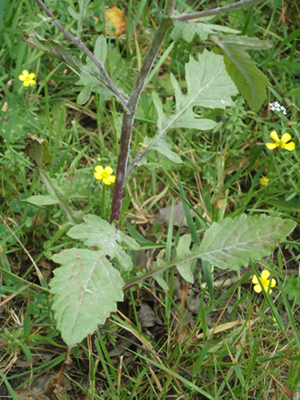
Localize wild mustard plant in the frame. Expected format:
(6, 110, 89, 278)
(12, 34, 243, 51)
(21, 0, 297, 349)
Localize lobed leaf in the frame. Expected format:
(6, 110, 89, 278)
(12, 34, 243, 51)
(51, 249, 124, 345)
(171, 20, 240, 42)
(50, 215, 140, 345)
(152, 50, 237, 136)
(283, 275, 300, 306)
(143, 50, 237, 165)
(68, 214, 140, 252)
(147, 215, 296, 284)
(196, 214, 296, 270)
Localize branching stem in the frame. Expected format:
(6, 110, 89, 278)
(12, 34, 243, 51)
(35, 0, 128, 109)
(109, 15, 173, 224)
(175, 0, 264, 21)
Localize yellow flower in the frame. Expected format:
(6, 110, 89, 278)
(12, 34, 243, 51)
(19, 70, 36, 87)
(266, 131, 295, 151)
(252, 270, 276, 294)
(259, 176, 269, 186)
(94, 165, 115, 185)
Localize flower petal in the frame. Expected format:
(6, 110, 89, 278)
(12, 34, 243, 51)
(281, 133, 291, 143)
(270, 279, 276, 287)
(24, 81, 30, 87)
(104, 166, 113, 175)
(270, 131, 279, 142)
(254, 284, 262, 293)
(29, 73, 36, 79)
(252, 275, 259, 284)
(266, 143, 278, 149)
(19, 74, 25, 81)
(110, 175, 116, 183)
(22, 70, 29, 77)
(284, 142, 295, 151)
(95, 166, 104, 173)
(261, 270, 270, 279)
(94, 172, 102, 180)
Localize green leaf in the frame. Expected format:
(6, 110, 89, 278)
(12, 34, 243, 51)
(152, 50, 237, 135)
(76, 70, 112, 104)
(25, 133, 53, 167)
(67, 6, 79, 20)
(175, 235, 194, 283)
(51, 248, 124, 345)
(24, 31, 80, 71)
(26, 195, 59, 206)
(287, 87, 300, 97)
(211, 35, 271, 111)
(9, 200, 23, 213)
(213, 35, 272, 50)
(282, 275, 300, 306)
(144, 136, 182, 164)
(77, 83, 93, 105)
(265, 199, 300, 212)
(45, 169, 93, 202)
(50, 216, 140, 345)
(197, 214, 296, 270)
(145, 215, 296, 285)
(153, 250, 169, 290)
(94, 35, 107, 66)
(171, 20, 240, 42)
(68, 214, 140, 253)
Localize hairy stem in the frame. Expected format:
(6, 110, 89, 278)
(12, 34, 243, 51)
(35, 0, 128, 108)
(109, 15, 173, 224)
(175, 0, 264, 21)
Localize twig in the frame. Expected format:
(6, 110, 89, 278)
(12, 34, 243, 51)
(35, 0, 128, 109)
(175, 0, 265, 21)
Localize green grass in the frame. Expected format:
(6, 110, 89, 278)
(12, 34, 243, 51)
(1, 0, 300, 398)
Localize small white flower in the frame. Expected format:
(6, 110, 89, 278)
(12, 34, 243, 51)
(269, 101, 287, 115)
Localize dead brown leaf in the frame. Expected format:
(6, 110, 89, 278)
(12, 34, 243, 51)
(14, 388, 48, 400)
(105, 7, 126, 36)
(150, 202, 195, 227)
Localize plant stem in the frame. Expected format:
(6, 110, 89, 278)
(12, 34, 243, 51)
(175, 0, 265, 21)
(109, 15, 173, 224)
(164, 0, 177, 16)
(35, 0, 128, 109)
(40, 170, 78, 225)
